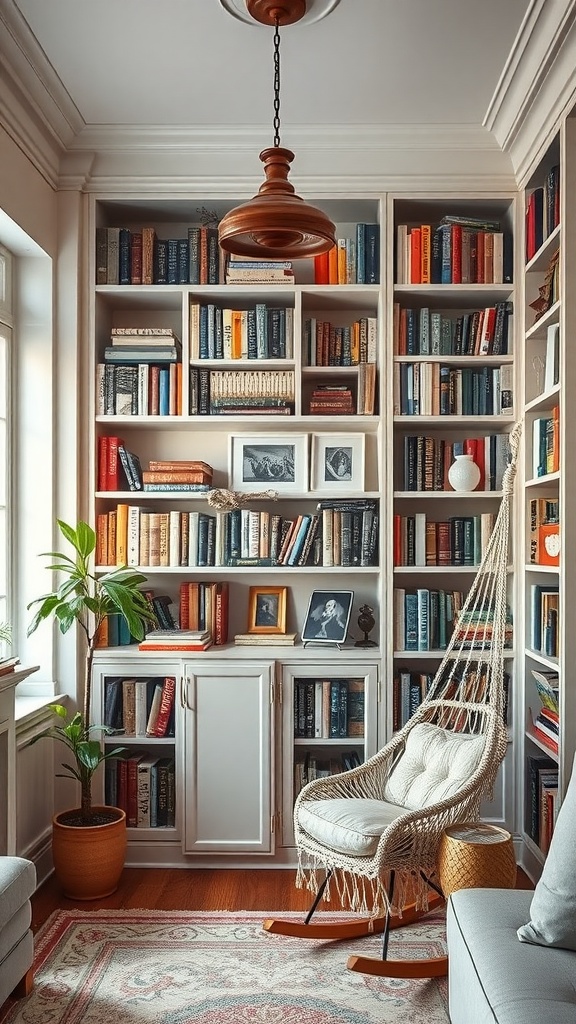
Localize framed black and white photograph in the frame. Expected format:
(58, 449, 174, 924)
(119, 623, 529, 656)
(310, 433, 365, 493)
(248, 586, 287, 634)
(301, 590, 354, 645)
(229, 434, 308, 494)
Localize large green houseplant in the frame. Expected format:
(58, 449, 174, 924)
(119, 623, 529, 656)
(27, 519, 156, 897)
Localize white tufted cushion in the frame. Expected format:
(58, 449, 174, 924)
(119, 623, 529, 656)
(383, 722, 485, 810)
(299, 798, 407, 857)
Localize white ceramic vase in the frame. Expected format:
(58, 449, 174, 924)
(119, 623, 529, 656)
(448, 453, 481, 491)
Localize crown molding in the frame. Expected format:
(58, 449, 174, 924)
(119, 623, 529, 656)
(60, 122, 515, 188)
(0, 0, 82, 185)
(485, 0, 576, 178)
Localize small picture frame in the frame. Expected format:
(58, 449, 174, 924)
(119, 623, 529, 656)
(310, 433, 365, 492)
(230, 434, 309, 494)
(248, 586, 288, 634)
(301, 590, 354, 645)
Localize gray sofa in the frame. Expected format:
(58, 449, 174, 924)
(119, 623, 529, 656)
(0, 857, 36, 1006)
(447, 887, 576, 1024)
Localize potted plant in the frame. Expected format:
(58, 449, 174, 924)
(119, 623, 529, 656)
(27, 519, 156, 899)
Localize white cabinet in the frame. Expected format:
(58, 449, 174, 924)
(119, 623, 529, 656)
(181, 659, 274, 854)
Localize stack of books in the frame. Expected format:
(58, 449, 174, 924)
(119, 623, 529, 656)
(0, 655, 19, 677)
(309, 384, 354, 416)
(142, 459, 213, 493)
(234, 632, 297, 646)
(531, 668, 560, 755)
(138, 629, 213, 652)
(225, 258, 295, 284)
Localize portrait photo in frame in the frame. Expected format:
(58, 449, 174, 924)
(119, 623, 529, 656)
(248, 586, 288, 634)
(301, 590, 354, 645)
(230, 434, 309, 494)
(310, 433, 365, 493)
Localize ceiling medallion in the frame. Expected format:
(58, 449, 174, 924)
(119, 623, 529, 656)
(218, 0, 337, 260)
(218, 0, 341, 26)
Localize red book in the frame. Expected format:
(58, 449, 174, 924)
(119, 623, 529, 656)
(451, 224, 462, 283)
(314, 251, 330, 284)
(98, 436, 109, 491)
(410, 227, 421, 284)
(179, 582, 189, 631)
(152, 678, 176, 737)
(130, 232, 143, 285)
(107, 436, 125, 491)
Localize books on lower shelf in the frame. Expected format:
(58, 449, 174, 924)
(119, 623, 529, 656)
(294, 749, 363, 798)
(530, 584, 559, 657)
(105, 754, 176, 829)
(103, 676, 176, 738)
(393, 512, 495, 567)
(293, 678, 365, 740)
(393, 588, 465, 652)
(525, 753, 558, 854)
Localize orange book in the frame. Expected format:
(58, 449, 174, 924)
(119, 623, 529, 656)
(337, 239, 347, 284)
(115, 503, 129, 566)
(96, 512, 108, 565)
(231, 310, 242, 359)
(420, 224, 431, 283)
(410, 227, 421, 284)
(328, 244, 338, 284)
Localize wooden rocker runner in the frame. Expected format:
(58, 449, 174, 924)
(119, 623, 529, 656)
(264, 423, 521, 979)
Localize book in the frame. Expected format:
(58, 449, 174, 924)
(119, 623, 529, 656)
(234, 632, 297, 646)
(150, 677, 176, 738)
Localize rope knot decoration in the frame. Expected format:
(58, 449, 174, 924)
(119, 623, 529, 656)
(207, 488, 279, 511)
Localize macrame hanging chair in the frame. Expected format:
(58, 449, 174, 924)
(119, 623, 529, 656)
(264, 422, 522, 979)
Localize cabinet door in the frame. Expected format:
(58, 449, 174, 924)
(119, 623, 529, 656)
(182, 660, 274, 854)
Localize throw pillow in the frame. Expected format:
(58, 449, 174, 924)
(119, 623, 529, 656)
(517, 751, 576, 949)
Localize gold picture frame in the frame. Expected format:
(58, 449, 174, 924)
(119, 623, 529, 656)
(248, 586, 288, 634)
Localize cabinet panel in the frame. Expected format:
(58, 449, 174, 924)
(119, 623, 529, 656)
(182, 660, 274, 854)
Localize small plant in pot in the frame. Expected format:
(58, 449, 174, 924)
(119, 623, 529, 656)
(27, 519, 156, 898)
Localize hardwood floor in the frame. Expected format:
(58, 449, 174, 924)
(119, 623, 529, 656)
(30, 864, 534, 934)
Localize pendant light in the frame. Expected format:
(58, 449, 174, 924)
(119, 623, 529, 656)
(218, 0, 336, 259)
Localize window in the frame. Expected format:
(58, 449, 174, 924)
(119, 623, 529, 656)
(0, 245, 12, 653)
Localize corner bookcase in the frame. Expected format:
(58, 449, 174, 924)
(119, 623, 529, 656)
(88, 189, 518, 867)
(520, 107, 576, 879)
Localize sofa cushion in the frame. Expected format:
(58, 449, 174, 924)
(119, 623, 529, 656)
(448, 888, 576, 1024)
(383, 722, 485, 809)
(298, 798, 406, 856)
(0, 858, 36, 933)
(517, 751, 576, 950)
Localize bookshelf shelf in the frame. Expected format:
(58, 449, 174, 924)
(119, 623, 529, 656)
(90, 193, 384, 866)
(388, 190, 517, 813)
(518, 110, 561, 872)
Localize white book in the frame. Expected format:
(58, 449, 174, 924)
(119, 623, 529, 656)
(188, 511, 199, 567)
(137, 363, 149, 416)
(169, 509, 181, 567)
(544, 323, 560, 393)
(127, 505, 142, 566)
(415, 512, 427, 566)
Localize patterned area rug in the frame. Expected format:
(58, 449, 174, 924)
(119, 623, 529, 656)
(1, 909, 449, 1024)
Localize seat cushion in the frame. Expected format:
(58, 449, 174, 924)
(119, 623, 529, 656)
(299, 798, 406, 856)
(0, 858, 36, 932)
(383, 722, 485, 810)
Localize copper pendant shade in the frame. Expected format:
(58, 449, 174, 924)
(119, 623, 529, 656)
(218, 0, 336, 260)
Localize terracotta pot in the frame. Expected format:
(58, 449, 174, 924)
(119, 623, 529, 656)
(52, 805, 127, 900)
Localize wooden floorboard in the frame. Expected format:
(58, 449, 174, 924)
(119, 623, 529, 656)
(30, 864, 534, 934)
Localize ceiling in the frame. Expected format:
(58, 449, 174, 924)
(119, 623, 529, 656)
(7, 0, 532, 140)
